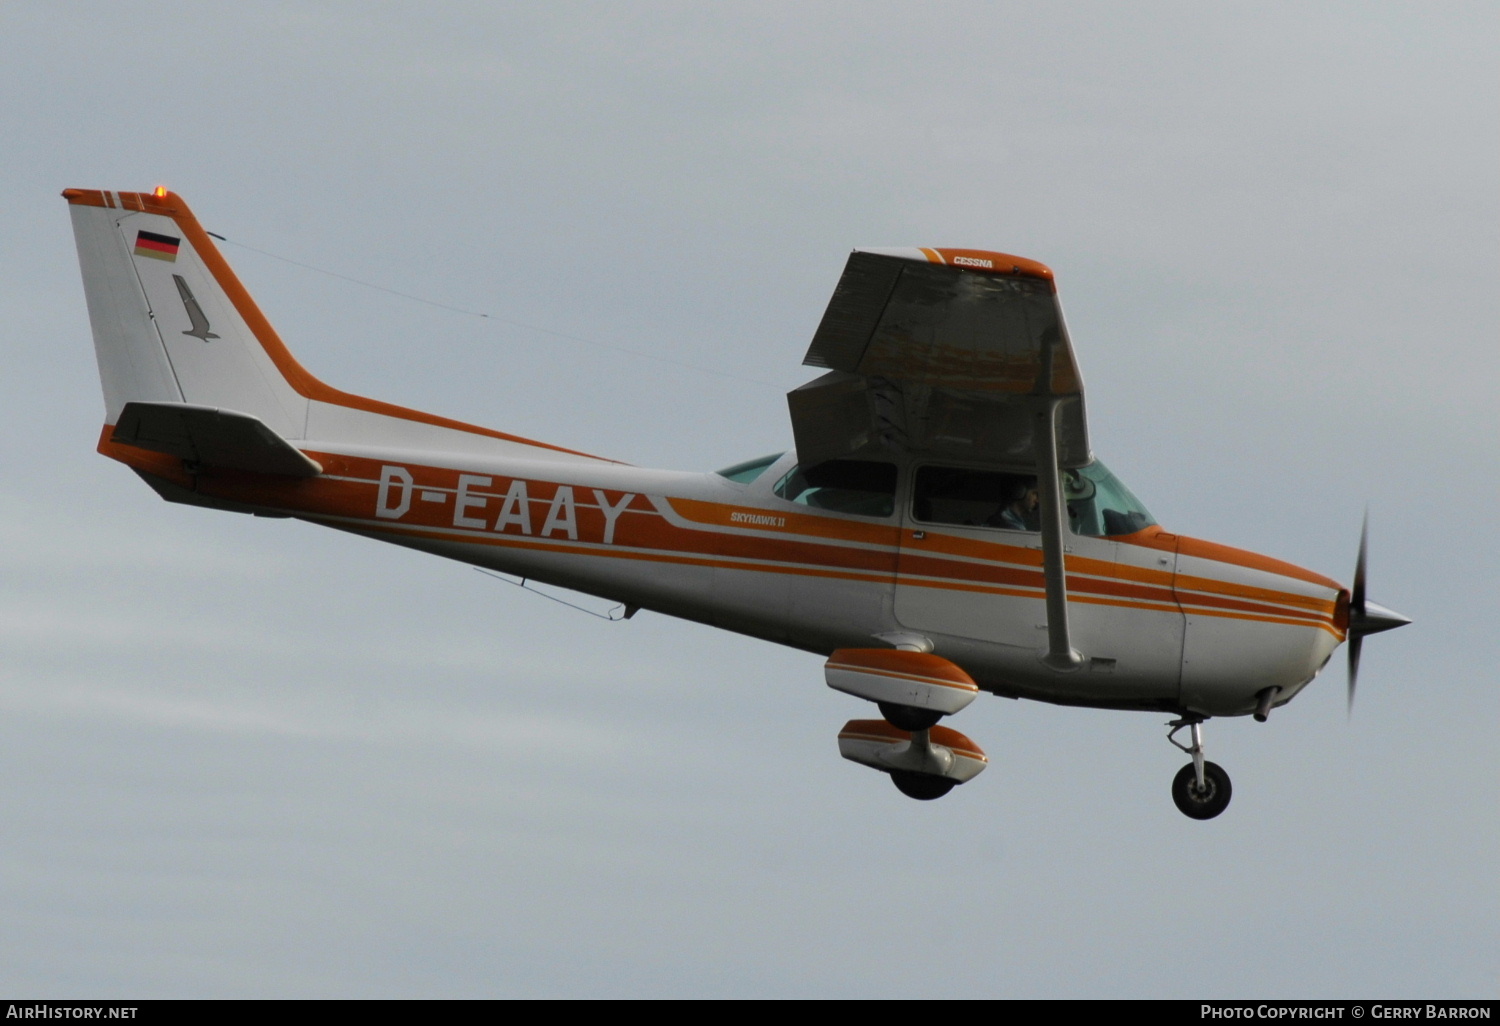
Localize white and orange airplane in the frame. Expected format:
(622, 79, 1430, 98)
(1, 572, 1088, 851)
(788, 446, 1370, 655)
(65, 187, 1409, 819)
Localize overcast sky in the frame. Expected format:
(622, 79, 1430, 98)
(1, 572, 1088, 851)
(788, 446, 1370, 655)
(1, 1, 1495, 998)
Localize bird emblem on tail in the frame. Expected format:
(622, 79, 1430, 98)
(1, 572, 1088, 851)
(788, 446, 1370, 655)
(172, 273, 220, 341)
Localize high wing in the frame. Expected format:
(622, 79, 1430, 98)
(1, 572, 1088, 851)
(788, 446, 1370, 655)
(789, 247, 1089, 470)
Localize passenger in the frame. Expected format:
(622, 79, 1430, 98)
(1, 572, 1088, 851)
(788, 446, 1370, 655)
(991, 480, 1039, 531)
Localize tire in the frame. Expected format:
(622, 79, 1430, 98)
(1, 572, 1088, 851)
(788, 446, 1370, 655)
(878, 701, 942, 732)
(1171, 761, 1232, 820)
(890, 770, 956, 801)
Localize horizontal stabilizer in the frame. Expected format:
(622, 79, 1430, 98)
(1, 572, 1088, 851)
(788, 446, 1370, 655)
(112, 402, 322, 478)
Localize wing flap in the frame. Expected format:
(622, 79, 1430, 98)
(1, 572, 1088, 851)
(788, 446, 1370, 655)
(112, 401, 323, 478)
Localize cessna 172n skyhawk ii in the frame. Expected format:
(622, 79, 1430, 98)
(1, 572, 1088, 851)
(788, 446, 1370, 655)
(65, 187, 1409, 819)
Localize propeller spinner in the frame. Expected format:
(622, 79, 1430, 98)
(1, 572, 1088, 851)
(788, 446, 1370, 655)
(1346, 512, 1412, 713)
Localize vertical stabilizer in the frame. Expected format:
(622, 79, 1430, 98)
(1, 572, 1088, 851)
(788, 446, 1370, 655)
(66, 189, 307, 439)
(64, 189, 612, 464)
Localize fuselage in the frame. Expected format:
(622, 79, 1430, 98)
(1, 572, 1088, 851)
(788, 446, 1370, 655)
(103, 433, 1347, 719)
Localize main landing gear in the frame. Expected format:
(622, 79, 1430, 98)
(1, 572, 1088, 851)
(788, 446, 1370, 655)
(877, 701, 943, 732)
(830, 648, 989, 801)
(879, 700, 954, 799)
(1166, 716, 1232, 820)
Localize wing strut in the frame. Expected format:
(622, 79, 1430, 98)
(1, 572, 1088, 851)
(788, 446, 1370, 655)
(1035, 398, 1083, 671)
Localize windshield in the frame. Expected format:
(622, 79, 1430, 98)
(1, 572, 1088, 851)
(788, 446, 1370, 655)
(1067, 460, 1157, 537)
(715, 453, 784, 484)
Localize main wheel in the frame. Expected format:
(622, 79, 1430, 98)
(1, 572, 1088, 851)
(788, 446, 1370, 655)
(1171, 761, 1232, 820)
(890, 770, 956, 801)
(878, 701, 942, 732)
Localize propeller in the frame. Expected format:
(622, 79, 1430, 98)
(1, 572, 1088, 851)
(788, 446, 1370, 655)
(1345, 511, 1411, 714)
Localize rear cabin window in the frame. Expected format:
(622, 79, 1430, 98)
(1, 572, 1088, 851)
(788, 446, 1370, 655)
(774, 460, 897, 518)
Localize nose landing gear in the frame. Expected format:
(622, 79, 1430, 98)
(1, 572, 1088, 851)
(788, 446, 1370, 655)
(1166, 717, 1232, 820)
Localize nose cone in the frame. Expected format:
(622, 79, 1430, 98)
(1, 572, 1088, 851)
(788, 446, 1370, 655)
(1349, 599, 1411, 639)
(1344, 597, 1411, 715)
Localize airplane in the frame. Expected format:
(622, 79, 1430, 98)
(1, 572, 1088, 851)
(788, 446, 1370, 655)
(63, 186, 1411, 820)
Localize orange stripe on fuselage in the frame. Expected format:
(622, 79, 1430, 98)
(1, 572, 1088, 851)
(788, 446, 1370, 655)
(894, 525, 1335, 623)
(1116, 526, 1342, 593)
(97, 428, 1340, 636)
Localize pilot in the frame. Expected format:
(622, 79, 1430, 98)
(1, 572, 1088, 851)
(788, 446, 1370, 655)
(991, 479, 1039, 531)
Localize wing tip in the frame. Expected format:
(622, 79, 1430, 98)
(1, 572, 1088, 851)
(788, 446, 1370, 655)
(856, 246, 1055, 284)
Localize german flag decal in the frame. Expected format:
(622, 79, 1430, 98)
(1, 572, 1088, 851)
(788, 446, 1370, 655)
(133, 230, 180, 262)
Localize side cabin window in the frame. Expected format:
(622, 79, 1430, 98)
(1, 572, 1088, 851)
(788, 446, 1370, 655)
(913, 466, 1040, 532)
(774, 460, 898, 518)
(911, 460, 1157, 537)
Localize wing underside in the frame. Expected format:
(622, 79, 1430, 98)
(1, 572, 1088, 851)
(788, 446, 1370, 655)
(789, 249, 1088, 469)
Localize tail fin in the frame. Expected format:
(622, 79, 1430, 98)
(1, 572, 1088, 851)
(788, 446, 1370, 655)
(65, 188, 610, 463)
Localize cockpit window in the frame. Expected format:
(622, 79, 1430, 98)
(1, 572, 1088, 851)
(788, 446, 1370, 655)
(715, 453, 784, 484)
(910, 459, 1156, 537)
(1068, 460, 1157, 537)
(912, 466, 1039, 531)
(774, 460, 897, 517)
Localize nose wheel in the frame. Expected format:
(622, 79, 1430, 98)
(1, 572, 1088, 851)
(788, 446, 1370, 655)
(1171, 761, 1232, 819)
(1166, 717, 1233, 820)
